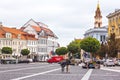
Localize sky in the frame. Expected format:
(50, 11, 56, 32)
(0, 0, 120, 47)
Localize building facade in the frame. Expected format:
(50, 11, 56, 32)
(0, 25, 37, 59)
(84, 26, 107, 43)
(84, 1, 107, 43)
(107, 9, 120, 39)
(107, 9, 120, 58)
(20, 19, 59, 61)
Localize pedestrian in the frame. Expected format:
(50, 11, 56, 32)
(65, 59, 70, 73)
(60, 60, 66, 72)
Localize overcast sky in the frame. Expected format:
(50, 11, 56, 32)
(0, 0, 120, 47)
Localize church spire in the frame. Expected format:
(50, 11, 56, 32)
(97, 0, 100, 9)
(94, 0, 102, 28)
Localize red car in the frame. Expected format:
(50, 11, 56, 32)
(47, 56, 64, 63)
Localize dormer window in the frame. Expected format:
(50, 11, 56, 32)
(39, 30, 45, 36)
(18, 34, 21, 39)
(5, 32, 11, 38)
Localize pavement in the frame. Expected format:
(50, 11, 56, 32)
(0, 63, 119, 80)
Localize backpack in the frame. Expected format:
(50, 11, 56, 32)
(66, 59, 70, 65)
(60, 60, 66, 67)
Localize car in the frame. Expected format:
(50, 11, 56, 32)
(47, 56, 64, 63)
(116, 59, 120, 66)
(82, 62, 95, 69)
(88, 63, 95, 69)
(18, 59, 30, 63)
(103, 59, 115, 67)
(1, 58, 17, 64)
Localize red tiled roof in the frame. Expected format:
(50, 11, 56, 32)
(31, 25, 57, 38)
(0, 26, 37, 40)
(32, 26, 42, 32)
(41, 27, 55, 37)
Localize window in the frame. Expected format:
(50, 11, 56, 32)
(100, 35, 102, 41)
(38, 47, 47, 52)
(111, 26, 115, 33)
(118, 24, 120, 35)
(5, 33, 11, 38)
(18, 34, 21, 39)
(103, 35, 106, 42)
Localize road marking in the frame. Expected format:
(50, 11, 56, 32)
(11, 68, 61, 80)
(81, 69, 93, 80)
(0, 64, 56, 73)
(101, 67, 120, 73)
(0, 63, 49, 69)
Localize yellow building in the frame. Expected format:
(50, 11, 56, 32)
(107, 9, 120, 58)
(107, 9, 120, 38)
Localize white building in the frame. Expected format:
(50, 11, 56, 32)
(84, 26, 107, 43)
(0, 25, 37, 59)
(84, 1, 108, 43)
(20, 19, 59, 61)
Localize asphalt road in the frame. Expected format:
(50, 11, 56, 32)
(0, 63, 120, 80)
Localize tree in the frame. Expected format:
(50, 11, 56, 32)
(55, 47, 68, 56)
(96, 42, 108, 58)
(67, 39, 81, 59)
(21, 49, 30, 56)
(67, 43, 79, 54)
(1, 47, 12, 54)
(80, 37, 100, 57)
(107, 33, 118, 57)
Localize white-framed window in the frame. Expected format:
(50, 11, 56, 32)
(18, 34, 21, 39)
(5, 32, 11, 38)
(38, 47, 47, 52)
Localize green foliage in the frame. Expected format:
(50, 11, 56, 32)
(21, 49, 30, 56)
(116, 38, 120, 51)
(80, 37, 100, 53)
(55, 47, 68, 55)
(67, 39, 81, 54)
(67, 43, 79, 54)
(107, 33, 118, 57)
(1, 47, 12, 54)
(97, 42, 108, 58)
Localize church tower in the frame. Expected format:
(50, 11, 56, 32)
(94, 0, 102, 28)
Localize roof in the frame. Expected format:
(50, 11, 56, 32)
(31, 25, 58, 38)
(0, 26, 37, 40)
(32, 26, 41, 32)
(21, 19, 58, 38)
(41, 27, 56, 37)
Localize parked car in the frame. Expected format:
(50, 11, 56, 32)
(18, 59, 30, 63)
(103, 59, 115, 67)
(1, 58, 17, 64)
(116, 59, 120, 66)
(82, 62, 95, 69)
(47, 56, 64, 63)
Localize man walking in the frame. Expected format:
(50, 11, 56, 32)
(65, 59, 70, 73)
(60, 60, 66, 72)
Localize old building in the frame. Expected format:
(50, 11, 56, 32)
(84, 1, 107, 43)
(107, 9, 120, 58)
(0, 24, 37, 59)
(20, 19, 59, 61)
(107, 9, 120, 39)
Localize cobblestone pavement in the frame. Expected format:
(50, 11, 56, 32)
(0, 63, 120, 80)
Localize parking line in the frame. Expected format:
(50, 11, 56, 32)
(11, 68, 61, 80)
(81, 69, 93, 80)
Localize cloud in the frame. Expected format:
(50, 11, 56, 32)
(0, 0, 120, 46)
